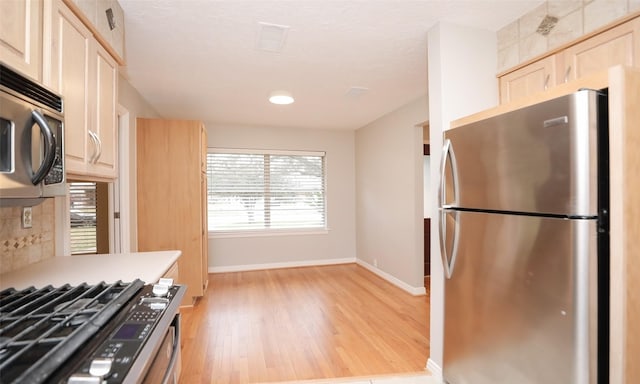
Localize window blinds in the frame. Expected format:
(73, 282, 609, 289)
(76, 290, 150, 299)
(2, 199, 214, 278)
(206, 150, 326, 231)
(69, 182, 97, 254)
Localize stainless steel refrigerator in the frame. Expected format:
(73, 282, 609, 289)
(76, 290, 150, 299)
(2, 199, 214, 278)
(439, 89, 609, 384)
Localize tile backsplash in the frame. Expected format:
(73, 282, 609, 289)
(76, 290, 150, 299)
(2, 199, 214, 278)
(0, 200, 56, 274)
(497, 0, 638, 72)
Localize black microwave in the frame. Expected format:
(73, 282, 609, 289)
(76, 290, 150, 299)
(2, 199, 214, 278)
(0, 63, 65, 206)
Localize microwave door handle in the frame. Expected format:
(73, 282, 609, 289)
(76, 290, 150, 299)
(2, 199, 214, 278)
(30, 110, 56, 185)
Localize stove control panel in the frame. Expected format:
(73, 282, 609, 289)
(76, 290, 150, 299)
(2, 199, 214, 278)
(65, 284, 182, 384)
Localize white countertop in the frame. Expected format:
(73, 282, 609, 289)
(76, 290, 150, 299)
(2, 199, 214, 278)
(0, 251, 181, 290)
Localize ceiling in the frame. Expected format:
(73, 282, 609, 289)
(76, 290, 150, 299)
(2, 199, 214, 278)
(119, 1, 542, 130)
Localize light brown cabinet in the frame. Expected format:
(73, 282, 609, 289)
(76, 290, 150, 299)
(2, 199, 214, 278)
(91, 43, 118, 178)
(559, 16, 640, 83)
(606, 66, 640, 384)
(136, 118, 209, 306)
(0, 0, 42, 81)
(67, 0, 125, 63)
(45, 0, 118, 180)
(499, 15, 640, 104)
(163, 261, 180, 282)
(499, 55, 556, 104)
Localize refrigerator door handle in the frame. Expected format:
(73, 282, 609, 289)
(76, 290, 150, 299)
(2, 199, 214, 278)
(439, 139, 461, 279)
(439, 208, 460, 279)
(439, 139, 459, 208)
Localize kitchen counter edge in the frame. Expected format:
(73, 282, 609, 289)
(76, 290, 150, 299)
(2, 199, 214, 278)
(0, 250, 182, 290)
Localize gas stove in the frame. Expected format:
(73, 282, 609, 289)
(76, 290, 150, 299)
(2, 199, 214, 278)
(0, 279, 185, 384)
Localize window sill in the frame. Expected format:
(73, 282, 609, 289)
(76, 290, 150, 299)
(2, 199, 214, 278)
(208, 228, 329, 239)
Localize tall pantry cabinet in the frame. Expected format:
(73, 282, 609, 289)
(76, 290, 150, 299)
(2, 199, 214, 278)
(136, 119, 209, 305)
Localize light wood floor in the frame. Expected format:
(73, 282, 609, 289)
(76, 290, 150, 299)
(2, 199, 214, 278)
(178, 264, 430, 384)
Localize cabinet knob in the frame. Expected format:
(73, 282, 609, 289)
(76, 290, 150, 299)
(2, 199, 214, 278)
(564, 66, 572, 83)
(544, 74, 550, 90)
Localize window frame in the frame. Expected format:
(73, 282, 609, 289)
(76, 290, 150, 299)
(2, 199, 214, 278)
(68, 181, 98, 255)
(206, 148, 328, 238)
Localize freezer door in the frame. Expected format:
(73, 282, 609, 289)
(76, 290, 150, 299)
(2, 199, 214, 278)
(443, 211, 598, 384)
(443, 89, 601, 216)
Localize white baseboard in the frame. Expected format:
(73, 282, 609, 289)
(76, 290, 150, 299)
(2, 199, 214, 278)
(209, 258, 426, 297)
(356, 260, 427, 296)
(208, 257, 356, 273)
(426, 358, 443, 379)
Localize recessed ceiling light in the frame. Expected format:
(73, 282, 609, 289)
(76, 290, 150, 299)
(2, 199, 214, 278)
(269, 90, 294, 105)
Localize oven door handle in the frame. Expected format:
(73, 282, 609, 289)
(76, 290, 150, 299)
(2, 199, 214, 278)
(160, 317, 181, 384)
(31, 110, 57, 185)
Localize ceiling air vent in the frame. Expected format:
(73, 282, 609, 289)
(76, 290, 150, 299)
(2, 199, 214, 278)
(256, 22, 290, 53)
(536, 15, 558, 36)
(345, 86, 369, 99)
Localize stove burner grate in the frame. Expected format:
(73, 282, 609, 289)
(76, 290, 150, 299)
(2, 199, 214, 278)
(0, 279, 144, 384)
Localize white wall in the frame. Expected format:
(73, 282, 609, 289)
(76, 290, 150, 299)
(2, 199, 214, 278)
(355, 96, 428, 293)
(205, 124, 356, 271)
(426, 22, 498, 376)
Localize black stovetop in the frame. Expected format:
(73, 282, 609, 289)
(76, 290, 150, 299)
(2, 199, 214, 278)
(0, 280, 145, 384)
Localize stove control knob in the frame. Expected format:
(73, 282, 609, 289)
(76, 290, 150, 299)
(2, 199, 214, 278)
(67, 374, 101, 384)
(152, 283, 169, 297)
(89, 357, 113, 377)
(158, 277, 174, 286)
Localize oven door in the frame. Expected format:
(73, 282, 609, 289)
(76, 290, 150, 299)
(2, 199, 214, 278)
(141, 314, 181, 384)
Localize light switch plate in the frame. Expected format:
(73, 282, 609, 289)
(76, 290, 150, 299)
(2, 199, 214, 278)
(22, 207, 32, 229)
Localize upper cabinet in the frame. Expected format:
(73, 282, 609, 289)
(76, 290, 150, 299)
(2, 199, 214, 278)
(67, 0, 125, 63)
(45, 0, 118, 179)
(499, 15, 640, 104)
(558, 17, 640, 83)
(92, 43, 117, 177)
(499, 55, 557, 105)
(0, 0, 43, 81)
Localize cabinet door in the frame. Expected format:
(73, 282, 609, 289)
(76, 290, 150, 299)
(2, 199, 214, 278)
(499, 55, 556, 104)
(49, 0, 92, 174)
(559, 17, 640, 83)
(137, 119, 207, 305)
(163, 262, 180, 282)
(90, 43, 117, 178)
(0, 0, 42, 81)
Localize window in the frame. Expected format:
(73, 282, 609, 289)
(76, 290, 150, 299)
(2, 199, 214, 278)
(206, 149, 326, 232)
(69, 182, 98, 254)
(68, 181, 109, 254)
